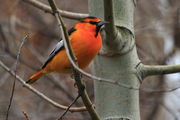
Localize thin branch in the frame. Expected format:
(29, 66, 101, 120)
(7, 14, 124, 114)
(47, 0, 100, 120)
(22, 0, 89, 20)
(140, 64, 180, 78)
(22, 111, 30, 120)
(0, 60, 86, 112)
(6, 35, 27, 120)
(58, 94, 81, 120)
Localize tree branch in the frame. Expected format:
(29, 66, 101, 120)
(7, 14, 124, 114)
(47, 0, 100, 120)
(22, 0, 89, 20)
(0, 60, 86, 112)
(101, 0, 135, 56)
(139, 64, 180, 78)
(22, 111, 30, 120)
(58, 94, 81, 120)
(104, 0, 122, 52)
(6, 35, 27, 120)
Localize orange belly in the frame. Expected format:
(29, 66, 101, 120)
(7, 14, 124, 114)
(44, 48, 99, 73)
(45, 49, 72, 73)
(44, 29, 102, 74)
(44, 37, 102, 73)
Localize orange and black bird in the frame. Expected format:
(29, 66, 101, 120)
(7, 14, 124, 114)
(27, 17, 107, 84)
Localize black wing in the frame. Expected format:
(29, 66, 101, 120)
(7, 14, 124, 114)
(42, 40, 64, 68)
(41, 27, 76, 69)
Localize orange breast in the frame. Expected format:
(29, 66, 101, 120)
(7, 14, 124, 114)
(44, 29, 102, 74)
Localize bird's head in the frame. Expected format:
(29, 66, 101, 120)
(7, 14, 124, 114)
(78, 16, 108, 37)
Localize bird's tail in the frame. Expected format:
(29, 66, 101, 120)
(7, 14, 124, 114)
(26, 69, 45, 84)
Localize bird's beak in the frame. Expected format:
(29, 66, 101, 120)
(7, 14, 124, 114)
(97, 21, 109, 28)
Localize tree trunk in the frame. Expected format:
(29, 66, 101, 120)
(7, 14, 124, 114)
(88, 0, 141, 119)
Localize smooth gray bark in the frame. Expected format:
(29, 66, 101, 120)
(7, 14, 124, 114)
(89, 0, 141, 119)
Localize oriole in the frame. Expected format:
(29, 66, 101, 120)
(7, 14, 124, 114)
(27, 17, 107, 84)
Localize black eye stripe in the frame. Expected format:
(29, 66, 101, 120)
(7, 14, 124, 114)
(80, 20, 99, 25)
(89, 21, 98, 25)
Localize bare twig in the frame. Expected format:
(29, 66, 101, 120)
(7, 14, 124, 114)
(6, 35, 27, 120)
(22, 0, 89, 20)
(0, 60, 86, 112)
(47, 0, 100, 119)
(58, 94, 81, 120)
(22, 111, 30, 120)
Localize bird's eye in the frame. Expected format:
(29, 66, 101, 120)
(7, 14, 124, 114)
(89, 21, 97, 25)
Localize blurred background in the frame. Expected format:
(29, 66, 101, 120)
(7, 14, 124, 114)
(0, 0, 179, 120)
